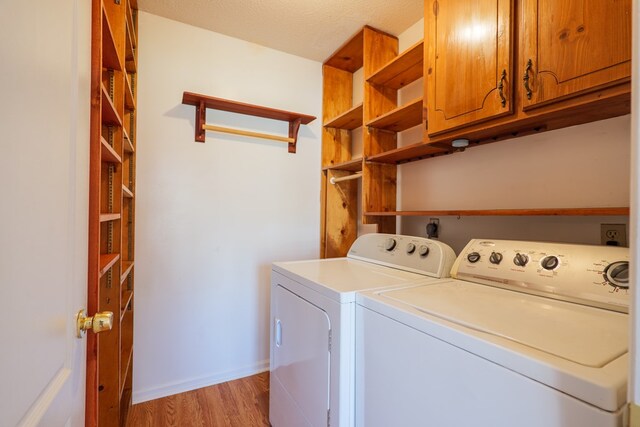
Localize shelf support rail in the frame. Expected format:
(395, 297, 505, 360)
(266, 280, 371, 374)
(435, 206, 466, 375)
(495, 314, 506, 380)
(183, 92, 315, 154)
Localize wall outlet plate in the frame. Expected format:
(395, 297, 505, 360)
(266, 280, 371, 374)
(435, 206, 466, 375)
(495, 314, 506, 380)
(600, 223, 627, 247)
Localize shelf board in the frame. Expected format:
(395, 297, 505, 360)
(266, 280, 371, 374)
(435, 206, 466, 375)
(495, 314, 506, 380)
(122, 185, 134, 198)
(323, 157, 363, 172)
(124, 75, 135, 110)
(182, 92, 316, 125)
(364, 207, 631, 217)
(324, 27, 364, 72)
(366, 141, 451, 164)
(119, 330, 133, 399)
(123, 129, 134, 153)
(324, 103, 363, 129)
(102, 7, 122, 71)
(101, 137, 122, 163)
(121, 291, 134, 320)
(367, 40, 424, 89)
(366, 97, 423, 132)
(100, 212, 121, 222)
(99, 253, 120, 277)
(121, 261, 134, 284)
(101, 84, 122, 127)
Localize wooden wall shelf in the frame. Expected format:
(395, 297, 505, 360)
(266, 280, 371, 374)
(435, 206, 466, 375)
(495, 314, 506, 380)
(366, 97, 423, 132)
(324, 103, 363, 129)
(323, 157, 363, 172)
(121, 261, 134, 284)
(100, 213, 121, 222)
(324, 27, 365, 72)
(123, 129, 134, 152)
(182, 92, 316, 153)
(365, 207, 630, 217)
(122, 185, 134, 198)
(368, 40, 424, 89)
(125, 76, 135, 110)
(366, 141, 451, 164)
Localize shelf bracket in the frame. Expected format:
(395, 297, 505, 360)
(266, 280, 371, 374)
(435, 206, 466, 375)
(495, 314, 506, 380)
(182, 91, 316, 153)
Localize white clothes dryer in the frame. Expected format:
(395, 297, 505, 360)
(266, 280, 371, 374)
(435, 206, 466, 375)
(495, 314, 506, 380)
(356, 239, 630, 427)
(269, 233, 456, 427)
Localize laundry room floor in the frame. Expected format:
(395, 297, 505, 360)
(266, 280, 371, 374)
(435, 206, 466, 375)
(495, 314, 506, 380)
(127, 372, 270, 426)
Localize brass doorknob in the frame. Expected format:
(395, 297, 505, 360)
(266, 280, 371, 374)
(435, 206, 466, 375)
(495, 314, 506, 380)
(76, 309, 114, 338)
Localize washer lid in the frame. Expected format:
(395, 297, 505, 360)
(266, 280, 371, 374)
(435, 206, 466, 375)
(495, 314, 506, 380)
(273, 258, 427, 303)
(380, 280, 628, 367)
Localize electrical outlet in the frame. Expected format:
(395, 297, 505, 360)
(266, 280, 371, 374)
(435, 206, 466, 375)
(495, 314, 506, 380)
(600, 224, 627, 247)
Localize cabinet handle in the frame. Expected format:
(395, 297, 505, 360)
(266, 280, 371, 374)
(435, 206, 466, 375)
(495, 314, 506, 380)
(498, 69, 507, 107)
(275, 318, 282, 347)
(523, 59, 533, 100)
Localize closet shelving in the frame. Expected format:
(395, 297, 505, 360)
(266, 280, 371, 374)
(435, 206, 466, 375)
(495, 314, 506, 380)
(365, 97, 423, 132)
(324, 103, 363, 129)
(88, 0, 138, 425)
(365, 207, 630, 217)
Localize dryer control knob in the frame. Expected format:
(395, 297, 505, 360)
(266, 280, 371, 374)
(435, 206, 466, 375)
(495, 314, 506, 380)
(489, 252, 503, 265)
(406, 243, 416, 254)
(603, 261, 629, 289)
(513, 253, 529, 267)
(418, 245, 429, 257)
(467, 252, 481, 263)
(385, 238, 397, 251)
(541, 255, 559, 271)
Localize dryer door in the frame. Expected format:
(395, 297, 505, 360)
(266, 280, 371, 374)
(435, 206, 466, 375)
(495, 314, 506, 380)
(271, 284, 331, 427)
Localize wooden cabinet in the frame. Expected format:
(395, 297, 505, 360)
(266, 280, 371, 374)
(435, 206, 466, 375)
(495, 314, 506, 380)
(88, 0, 138, 425)
(426, 0, 514, 135)
(520, 0, 632, 109)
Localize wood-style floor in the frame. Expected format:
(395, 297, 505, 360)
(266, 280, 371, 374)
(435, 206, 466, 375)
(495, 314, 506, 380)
(127, 372, 270, 426)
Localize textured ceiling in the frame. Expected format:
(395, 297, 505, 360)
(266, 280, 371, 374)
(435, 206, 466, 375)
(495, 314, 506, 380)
(137, 0, 423, 62)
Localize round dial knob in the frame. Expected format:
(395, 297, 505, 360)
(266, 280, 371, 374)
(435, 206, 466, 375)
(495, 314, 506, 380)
(541, 255, 559, 271)
(489, 252, 503, 265)
(406, 243, 416, 254)
(467, 252, 481, 263)
(385, 238, 397, 252)
(418, 245, 429, 257)
(603, 261, 629, 289)
(513, 253, 529, 267)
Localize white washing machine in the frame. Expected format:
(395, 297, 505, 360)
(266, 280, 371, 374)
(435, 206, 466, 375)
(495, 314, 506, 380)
(356, 239, 630, 427)
(269, 233, 456, 427)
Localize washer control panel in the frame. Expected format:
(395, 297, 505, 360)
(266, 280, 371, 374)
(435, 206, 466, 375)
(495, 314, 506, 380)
(451, 239, 630, 312)
(347, 233, 457, 278)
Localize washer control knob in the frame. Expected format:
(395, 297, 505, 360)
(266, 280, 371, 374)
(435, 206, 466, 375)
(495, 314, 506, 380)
(467, 252, 481, 263)
(385, 238, 397, 252)
(603, 261, 629, 289)
(513, 253, 529, 267)
(489, 252, 503, 265)
(406, 243, 416, 254)
(541, 255, 559, 271)
(418, 245, 429, 257)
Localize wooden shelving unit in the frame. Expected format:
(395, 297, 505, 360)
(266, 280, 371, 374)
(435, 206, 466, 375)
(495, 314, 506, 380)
(320, 27, 424, 257)
(88, 0, 138, 426)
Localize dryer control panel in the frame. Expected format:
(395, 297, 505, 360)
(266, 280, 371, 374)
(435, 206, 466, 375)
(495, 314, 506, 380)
(451, 239, 630, 312)
(347, 233, 457, 279)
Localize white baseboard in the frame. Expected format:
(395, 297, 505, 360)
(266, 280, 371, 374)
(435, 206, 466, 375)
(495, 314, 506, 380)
(132, 359, 270, 404)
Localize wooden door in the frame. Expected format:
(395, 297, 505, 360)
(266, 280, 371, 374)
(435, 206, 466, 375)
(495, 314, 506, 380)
(520, 0, 631, 110)
(0, 0, 90, 425)
(426, 0, 514, 135)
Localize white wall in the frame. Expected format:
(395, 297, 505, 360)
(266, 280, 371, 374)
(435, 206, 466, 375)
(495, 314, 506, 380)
(133, 13, 322, 402)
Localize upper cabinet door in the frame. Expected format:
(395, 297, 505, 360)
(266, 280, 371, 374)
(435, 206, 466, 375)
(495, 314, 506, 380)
(520, 0, 631, 110)
(426, 0, 514, 136)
